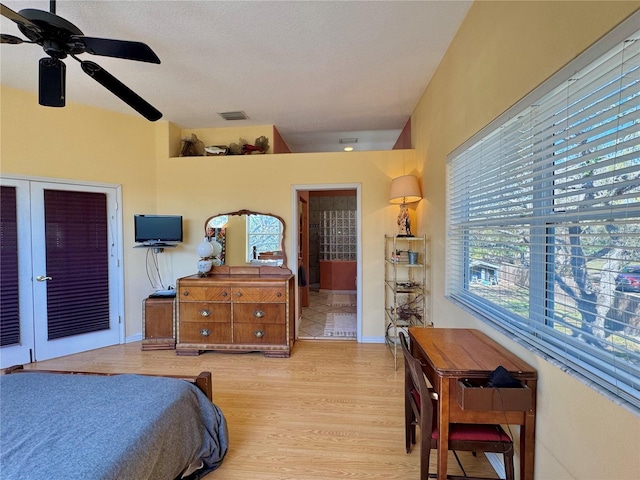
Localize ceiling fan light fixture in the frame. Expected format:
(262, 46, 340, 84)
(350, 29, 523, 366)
(39, 57, 65, 107)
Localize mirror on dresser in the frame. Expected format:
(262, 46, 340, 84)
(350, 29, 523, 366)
(202, 209, 288, 269)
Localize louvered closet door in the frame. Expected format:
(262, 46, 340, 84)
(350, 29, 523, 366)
(31, 183, 121, 361)
(0, 179, 122, 367)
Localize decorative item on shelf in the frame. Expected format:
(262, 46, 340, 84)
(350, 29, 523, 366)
(196, 236, 223, 276)
(389, 174, 422, 237)
(180, 133, 205, 156)
(394, 297, 424, 321)
(252, 135, 270, 153)
(228, 136, 270, 155)
(204, 145, 229, 156)
(227, 138, 245, 155)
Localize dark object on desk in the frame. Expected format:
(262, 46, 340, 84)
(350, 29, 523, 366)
(399, 332, 515, 480)
(487, 365, 524, 388)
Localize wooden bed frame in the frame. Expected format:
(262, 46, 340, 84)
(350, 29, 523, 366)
(3, 365, 213, 402)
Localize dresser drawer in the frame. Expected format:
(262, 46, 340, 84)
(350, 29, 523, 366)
(234, 323, 286, 344)
(234, 303, 285, 324)
(232, 286, 286, 303)
(179, 286, 231, 302)
(179, 321, 231, 344)
(175, 273, 294, 357)
(180, 303, 231, 323)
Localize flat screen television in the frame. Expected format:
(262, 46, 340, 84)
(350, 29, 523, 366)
(134, 214, 183, 245)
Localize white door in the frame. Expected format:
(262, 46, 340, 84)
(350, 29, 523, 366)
(0, 178, 123, 367)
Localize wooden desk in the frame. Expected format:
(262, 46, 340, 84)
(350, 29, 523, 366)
(408, 327, 537, 480)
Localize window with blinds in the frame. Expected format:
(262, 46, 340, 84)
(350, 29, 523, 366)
(447, 17, 640, 412)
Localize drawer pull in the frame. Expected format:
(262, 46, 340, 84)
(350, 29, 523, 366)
(222, 291, 228, 297)
(254, 329, 265, 338)
(182, 291, 189, 296)
(276, 292, 282, 298)
(200, 309, 211, 317)
(236, 292, 243, 297)
(200, 328, 211, 337)
(253, 309, 265, 318)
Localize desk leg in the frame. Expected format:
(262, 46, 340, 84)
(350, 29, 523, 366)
(521, 409, 536, 480)
(437, 379, 450, 480)
(521, 379, 536, 480)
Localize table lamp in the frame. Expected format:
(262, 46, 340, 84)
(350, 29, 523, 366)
(197, 237, 223, 276)
(389, 174, 422, 237)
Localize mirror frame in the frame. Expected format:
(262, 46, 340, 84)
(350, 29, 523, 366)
(204, 209, 288, 269)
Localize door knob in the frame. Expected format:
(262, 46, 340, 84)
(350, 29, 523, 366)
(36, 275, 52, 282)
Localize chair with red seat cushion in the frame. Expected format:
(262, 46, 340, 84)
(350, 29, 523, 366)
(399, 331, 515, 480)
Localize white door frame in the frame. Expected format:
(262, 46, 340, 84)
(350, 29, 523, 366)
(0, 177, 34, 367)
(290, 183, 363, 342)
(0, 174, 125, 367)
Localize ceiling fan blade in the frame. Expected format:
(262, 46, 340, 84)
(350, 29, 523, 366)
(1, 33, 24, 44)
(0, 3, 42, 31)
(80, 60, 162, 121)
(77, 37, 160, 64)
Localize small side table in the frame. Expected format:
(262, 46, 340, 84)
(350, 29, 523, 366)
(142, 297, 176, 350)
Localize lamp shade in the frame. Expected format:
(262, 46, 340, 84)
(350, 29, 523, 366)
(197, 238, 223, 258)
(389, 175, 422, 204)
(197, 238, 215, 258)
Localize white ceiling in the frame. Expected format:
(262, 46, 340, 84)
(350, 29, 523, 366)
(0, 0, 472, 153)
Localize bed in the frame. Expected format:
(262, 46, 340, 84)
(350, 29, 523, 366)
(0, 366, 228, 480)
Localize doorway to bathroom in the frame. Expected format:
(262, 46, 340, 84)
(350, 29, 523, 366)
(292, 184, 361, 341)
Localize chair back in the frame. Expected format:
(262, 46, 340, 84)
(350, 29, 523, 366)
(399, 331, 434, 433)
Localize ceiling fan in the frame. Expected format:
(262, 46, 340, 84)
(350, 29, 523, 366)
(0, 0, 162, 121)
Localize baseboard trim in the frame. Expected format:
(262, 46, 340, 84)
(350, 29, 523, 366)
(360, 335, 385, 343)
(126, 333, 142, 343)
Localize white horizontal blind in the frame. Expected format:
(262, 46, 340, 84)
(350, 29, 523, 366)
(447, 19, 640, 412)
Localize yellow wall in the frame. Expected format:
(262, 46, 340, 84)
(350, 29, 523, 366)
(412, 1, 640, 479)
(1, 85, 416, 341)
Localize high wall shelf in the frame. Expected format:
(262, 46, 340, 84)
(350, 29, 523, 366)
(384, 234, 430, 369)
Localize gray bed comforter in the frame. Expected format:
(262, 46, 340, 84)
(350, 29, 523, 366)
(0, 372, 228, 480)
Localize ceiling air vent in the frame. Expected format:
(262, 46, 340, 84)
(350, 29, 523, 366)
(218, 111, 249, 121)
(339, 137, 358, 144)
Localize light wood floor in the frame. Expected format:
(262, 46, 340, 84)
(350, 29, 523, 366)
(20, 340, 500, 479)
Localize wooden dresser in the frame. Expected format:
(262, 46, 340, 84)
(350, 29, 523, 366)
(175, 266, 295, 357)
